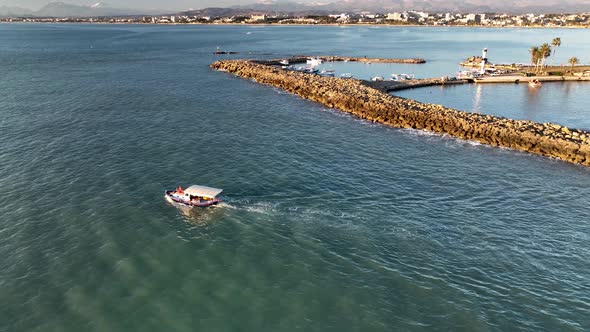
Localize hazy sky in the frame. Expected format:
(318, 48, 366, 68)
(0, 0, 313, 11)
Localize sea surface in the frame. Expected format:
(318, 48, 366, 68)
(1, 23, 590, 332)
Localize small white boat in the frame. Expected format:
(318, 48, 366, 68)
(391, 73, 415, 81)
(371, 76, 384, 82)
(319, 69, 335, 77)
(529, 79, 542, 88)
(456, 71, 479, 80)
(279, 59, 289, 65)
(306, 57, 323, 66)
(340, 73, 353, 78)
(165, 185, 223, 207)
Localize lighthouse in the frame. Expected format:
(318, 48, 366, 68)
(480, 48, 488, 74)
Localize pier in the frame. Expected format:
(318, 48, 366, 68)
(212, 59, 590, 167)
(254, 56, 426, 66)
(474, 75, 590, 84)
(363, 78, 466, 92)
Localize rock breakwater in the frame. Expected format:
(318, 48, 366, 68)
(255, 56, 426, 66)
(211, 60, 590, 167)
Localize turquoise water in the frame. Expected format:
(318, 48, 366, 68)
(1, 24, 590, 332)
(395, 82, 590, 130)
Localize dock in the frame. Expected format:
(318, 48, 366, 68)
(363, 78, 466, 92)
(474, 75, 590, 84)
(254, 56, 426, 66)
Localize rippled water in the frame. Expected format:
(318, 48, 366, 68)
(1, 24, 590, 332)
(395, 83, 590, 130)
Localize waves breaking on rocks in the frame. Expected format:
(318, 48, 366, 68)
(211, 59, 590, 167)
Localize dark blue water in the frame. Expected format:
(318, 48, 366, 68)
(1, 24, 590, 332)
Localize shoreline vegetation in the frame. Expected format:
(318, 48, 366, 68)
(212, 59, 590, 167)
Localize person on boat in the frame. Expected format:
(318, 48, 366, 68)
(176, 186, 184, 195)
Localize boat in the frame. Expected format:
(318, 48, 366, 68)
(320, 69, 335, 77)
(371, 76, 384, 82)
(456, 70, 480, 80)
(529, 79, 542, 87)
(340, 73, 353, 78)
(279, 59, 289, 65)
(165, 185, 223, 207)
(306, 57, 323, 66)
(391, 73, 415, 81)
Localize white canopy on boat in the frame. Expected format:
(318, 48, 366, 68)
(184, 185, 223, 198)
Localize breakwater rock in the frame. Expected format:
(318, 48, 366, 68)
(211, 60, 590, 167)
(313, 56, 426, 64)
(255, 56, 426, 66)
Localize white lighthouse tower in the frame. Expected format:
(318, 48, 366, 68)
(480, 48, 488, 74)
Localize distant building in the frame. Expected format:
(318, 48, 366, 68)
(170, 16, 176, 23)
(386, 12, 403, 21)
(250, 14, 267, 22)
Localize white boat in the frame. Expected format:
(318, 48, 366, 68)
(165, 185, 223, 207)
(320, 69, 335, 77)
(279, 59, 289, 65)
(391, 73, 415, 81)
(456, 70, 479, 79)
(529, 79, 542, 88)
(371, 76, 384, 82)
(306, 57, 323, 66)
(340, 73, 353, 78)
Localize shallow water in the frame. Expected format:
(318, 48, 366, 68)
(1, 24, 589, 332)
(395, 82, 590, 130)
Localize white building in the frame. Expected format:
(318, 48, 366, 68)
(386, 12, 403, 21)
(466, 14, 477, 22)
(250, 14, 267, 21)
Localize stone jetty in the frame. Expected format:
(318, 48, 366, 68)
(257, 56, 426, 66)
(313, 56, 426, 64)
(211, 60, 590, 167)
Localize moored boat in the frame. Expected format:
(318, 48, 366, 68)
(320, 69, 335, 77)
(529, 79, 542, 87)
(306, 57, 323, 66)
(165, 185, 223, 207)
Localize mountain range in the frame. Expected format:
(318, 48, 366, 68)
(0, 2, 163, 17)
(1, 0, 589, 18)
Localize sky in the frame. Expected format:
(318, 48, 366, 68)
(0, 0, 314, 11)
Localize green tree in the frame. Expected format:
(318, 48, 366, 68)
(530, 46, 540, 71)
(538, 43, 552, 71)
(568, 57, 579, 73)
(550, 37, 561, 66)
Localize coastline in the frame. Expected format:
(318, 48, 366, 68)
(212, 59, 590, 166)
(1, 21, 588, 29)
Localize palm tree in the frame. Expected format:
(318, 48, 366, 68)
(538, 43, 552, 71)
(530, 46, 540, 71)
(550, 37, 561, 66)
(568, 57, 579, 74)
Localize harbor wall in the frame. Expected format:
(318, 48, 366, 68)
(211, 60, 590, 167)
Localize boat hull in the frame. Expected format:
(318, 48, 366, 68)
(164, 190, 221, 207)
